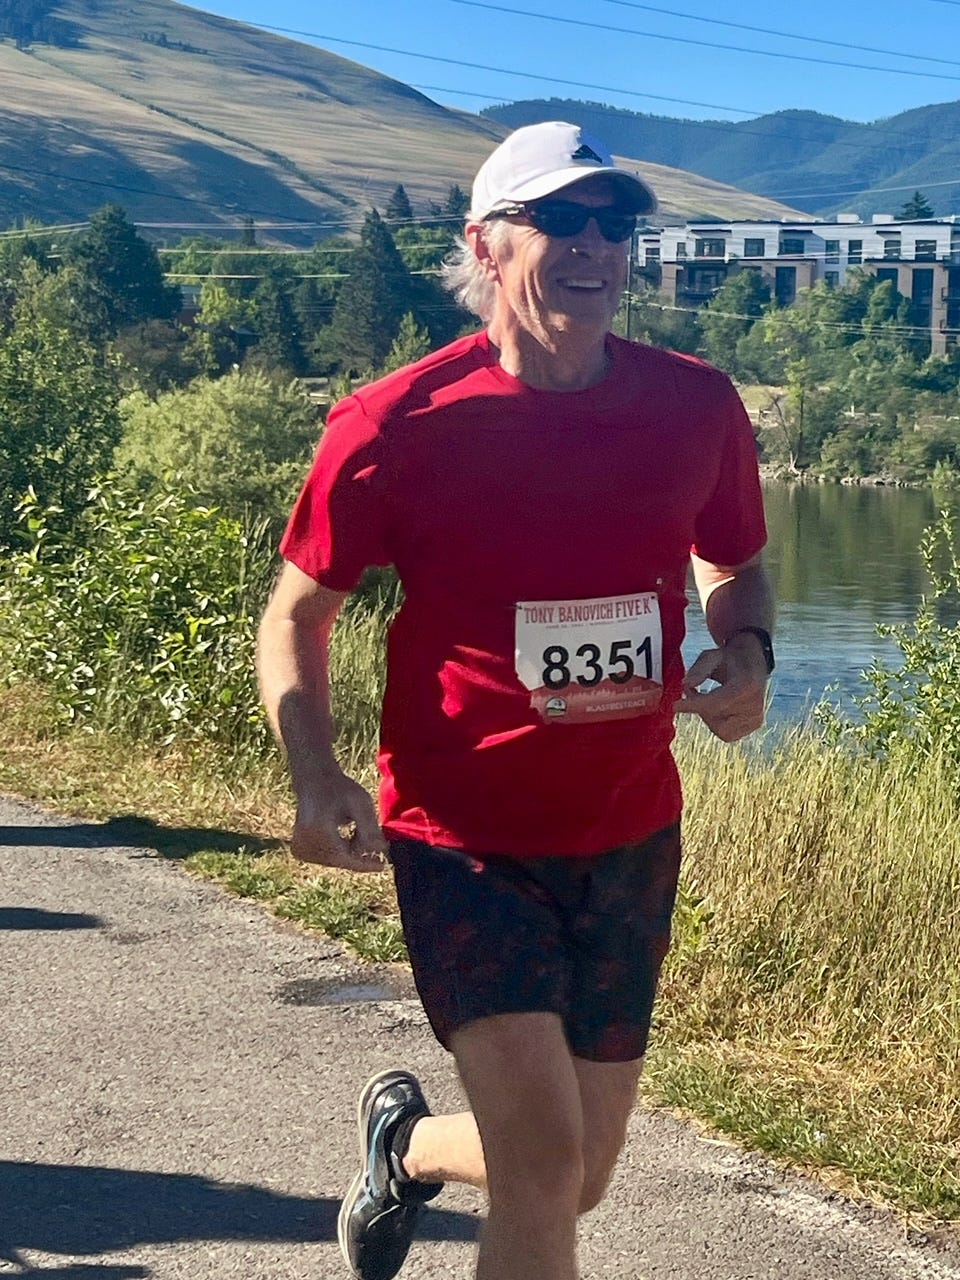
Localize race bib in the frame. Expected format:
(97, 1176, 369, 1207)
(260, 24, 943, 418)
(515, 592, 663, 724)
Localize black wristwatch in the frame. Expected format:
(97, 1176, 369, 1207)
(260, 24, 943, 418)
(724, 626, 776, 675)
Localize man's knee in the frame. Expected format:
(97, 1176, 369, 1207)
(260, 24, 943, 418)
(486, 1101, 585, 1210)
(452, 1012, 586, 1211)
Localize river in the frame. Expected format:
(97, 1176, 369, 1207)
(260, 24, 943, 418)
(682, 481, 940, 725)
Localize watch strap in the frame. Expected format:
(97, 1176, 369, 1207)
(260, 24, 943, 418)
(724, 626, 775, 675)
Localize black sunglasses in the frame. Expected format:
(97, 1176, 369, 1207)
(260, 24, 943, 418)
(484, 200, 637, 244)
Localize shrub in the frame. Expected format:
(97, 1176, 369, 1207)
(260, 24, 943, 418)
(0, 482, 275, 757)
(116, 369, 319, 522)
(822, 507, 960, 775)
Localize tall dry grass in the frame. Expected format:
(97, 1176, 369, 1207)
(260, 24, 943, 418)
(656, 724, 960, 1216)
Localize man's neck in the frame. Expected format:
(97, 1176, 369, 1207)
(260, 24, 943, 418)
(487, 322, 612, 392)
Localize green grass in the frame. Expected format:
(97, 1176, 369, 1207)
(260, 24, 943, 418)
(4, 673, 960, 1221)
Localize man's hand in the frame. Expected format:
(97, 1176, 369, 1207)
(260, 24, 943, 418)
(674, 633, 768, 742)
(291, 771, 388, 873)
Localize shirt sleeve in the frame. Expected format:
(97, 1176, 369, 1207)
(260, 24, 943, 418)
(691, 378, 768, 567)
(279, 394, 394, 590)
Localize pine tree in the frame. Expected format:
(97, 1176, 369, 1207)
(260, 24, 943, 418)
(444, 183, 470, 220)
(898, 191, 935, 220)
(66, 204, 180, 335)
(317, 210, 415, 373)
(384, 184, 414, 226)
(251, 268, 307, 375)
(382, 312, 432, 373)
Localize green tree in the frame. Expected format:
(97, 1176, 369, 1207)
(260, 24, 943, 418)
(116, 369, 318, 521)
(65, 204, 181, 335)
(381, 312, 432, 374)
(426, 183, 470, 228)
(113, 319, 205, 394)
(316, 210, 415, 373)
(618, 293, 702, 353)
(760, 301, 829, 471)
(250, 267, 307, 375)
(384, 183, 414, 226)
(699, 269, 771, 375)
(0, 230, 50, 329)
(898, 191, 935, 220)
(0, 267, 122, 549)
(189, 279, 258, 375)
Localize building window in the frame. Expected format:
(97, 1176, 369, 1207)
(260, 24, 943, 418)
(912, 268, 934, 302)
(825, 271, 839, 288)
(695, 237, 726, 258)
(883, 238, 901, 260)
(775, 265, 797, 306)
(743, 238, 766, 257)
(848, 239, 863, 264)
(915, 240, 938, 262)
(676, 243, 687, 258)
(825, 240, 840, 265)
(688, 268, 725, 292)
(876, 267, 899, 288)
(645, 247, 660, 264)
(779, 237, 805, 255)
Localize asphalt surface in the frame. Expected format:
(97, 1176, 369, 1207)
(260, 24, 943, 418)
(3, 790, 960, 1280)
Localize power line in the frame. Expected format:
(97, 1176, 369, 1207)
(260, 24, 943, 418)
(236, 20, 960, 169)
(247, 24, 764, 115)
(453, 0, 960, 84)
(0, 221, 90, 239)
(2, 24, 958, 224)
(595, 0, 960, 70)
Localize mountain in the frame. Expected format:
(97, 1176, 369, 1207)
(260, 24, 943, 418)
(0, 0, 805, 241)
(483, 99, 960, 219)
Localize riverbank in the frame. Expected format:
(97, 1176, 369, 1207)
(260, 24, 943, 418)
(3, 680, 959, 1226)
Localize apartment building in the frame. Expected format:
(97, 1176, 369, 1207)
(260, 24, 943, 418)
(638, 214, 960, 355)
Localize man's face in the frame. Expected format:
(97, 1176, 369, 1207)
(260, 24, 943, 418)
(481, 178, 631, 346)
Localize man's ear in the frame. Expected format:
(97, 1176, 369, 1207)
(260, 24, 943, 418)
(466, 222, 501, 283)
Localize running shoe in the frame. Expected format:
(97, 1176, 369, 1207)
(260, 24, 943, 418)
(337, 1068, 444, 1280)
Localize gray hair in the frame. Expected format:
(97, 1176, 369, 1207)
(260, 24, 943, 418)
(440, 218, 512, 322)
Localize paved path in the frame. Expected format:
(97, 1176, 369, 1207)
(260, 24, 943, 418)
(2, 791, 959, 1280)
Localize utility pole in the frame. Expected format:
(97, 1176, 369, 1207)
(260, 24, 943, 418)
(625, 232, 634, 341)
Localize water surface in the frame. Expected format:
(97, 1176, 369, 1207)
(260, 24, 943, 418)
(683, 483, 938, 725)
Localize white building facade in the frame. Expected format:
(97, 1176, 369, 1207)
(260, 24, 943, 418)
(638, 214, 960, 355)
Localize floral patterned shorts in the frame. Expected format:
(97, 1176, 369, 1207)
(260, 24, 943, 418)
(389, 824, 681, 1063)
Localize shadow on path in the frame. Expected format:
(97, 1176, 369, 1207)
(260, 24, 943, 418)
(0, 907, 102, 931)
(1, 1259, 147, 1279)
(0, 817, 282, 862)
(0, 1160, 481, 1257)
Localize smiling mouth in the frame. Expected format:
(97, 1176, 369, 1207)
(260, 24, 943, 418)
(557, 278, 606, 290)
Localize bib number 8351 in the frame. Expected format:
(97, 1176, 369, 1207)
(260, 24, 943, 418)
(542, 637, 654, 689)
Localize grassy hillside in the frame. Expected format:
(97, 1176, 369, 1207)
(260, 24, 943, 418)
(0, 0, 805, 240)
(485, 98, 960, 219)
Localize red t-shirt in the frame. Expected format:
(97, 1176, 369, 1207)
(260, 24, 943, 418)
(281, 331, 766, 857)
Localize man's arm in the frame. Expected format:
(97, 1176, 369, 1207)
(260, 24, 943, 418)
(257, 560, 387, 872)
(674, 551, 775, 743)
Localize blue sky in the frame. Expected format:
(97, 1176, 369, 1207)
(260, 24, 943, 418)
(198, 0, 960, 125)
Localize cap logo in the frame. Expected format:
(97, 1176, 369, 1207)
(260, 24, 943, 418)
(571, 143, 603, 164)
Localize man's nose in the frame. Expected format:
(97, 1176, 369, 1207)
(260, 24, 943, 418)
(569, 216, 609, 252)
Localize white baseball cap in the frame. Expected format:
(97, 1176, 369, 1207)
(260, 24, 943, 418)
(471, 121, 657, 219)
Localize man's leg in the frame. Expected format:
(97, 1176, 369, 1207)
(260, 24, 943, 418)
(572, 1055, 643, 1213)
(449, 1011, 585, 1280)
(402, 1053, 642, 1215)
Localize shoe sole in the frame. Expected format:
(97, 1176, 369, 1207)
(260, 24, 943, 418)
(337, 1070, 415, 1278)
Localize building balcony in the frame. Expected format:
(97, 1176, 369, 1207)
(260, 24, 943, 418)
(677, 287, 721, 303)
